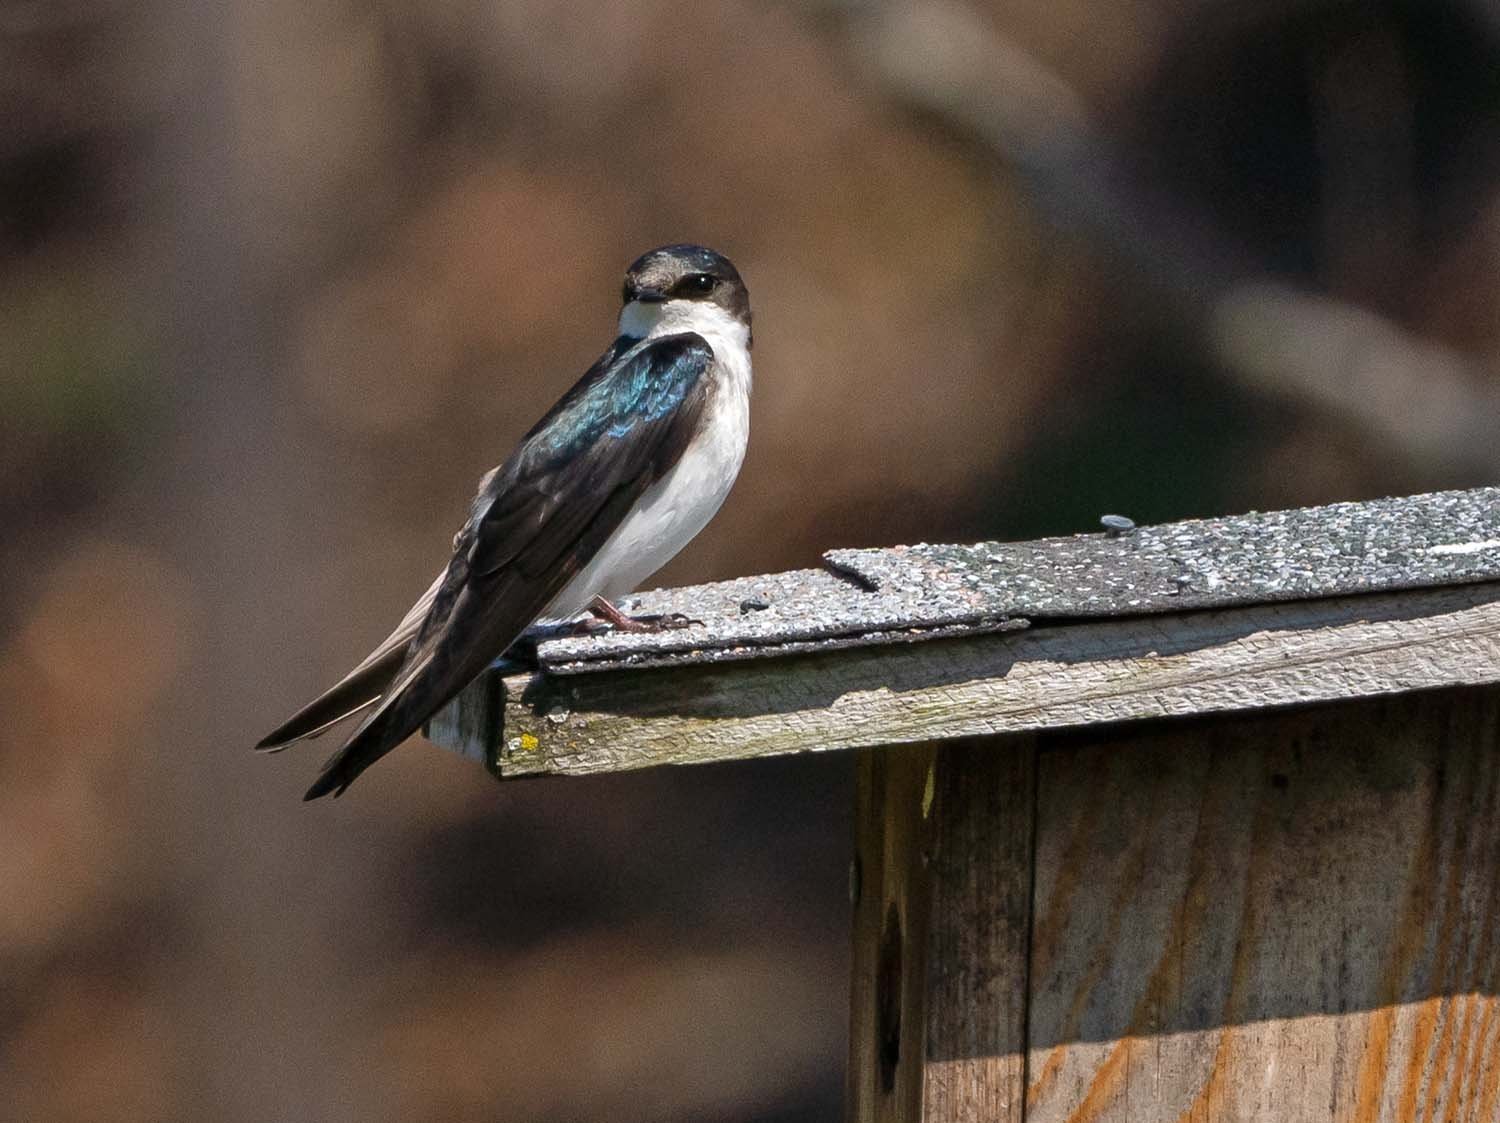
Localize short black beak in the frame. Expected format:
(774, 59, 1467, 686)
(632, 289, 667, 304)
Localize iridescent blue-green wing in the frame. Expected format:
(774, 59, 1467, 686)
(468, 332, 715, 577)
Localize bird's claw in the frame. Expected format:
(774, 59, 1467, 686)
(587, 595, 700, 633)
(642, 612, 701, 631)
(604, 611, 702, 634)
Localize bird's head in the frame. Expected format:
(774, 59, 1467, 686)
(619, 244, 751, 347)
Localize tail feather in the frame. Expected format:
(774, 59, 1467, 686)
(255, 645, 404, 751)
(256, 571, 445, 752)
(301, 716, 399, 800)
(302, 653, 439, 800)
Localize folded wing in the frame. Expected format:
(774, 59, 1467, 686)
(294, 332, 716, 799)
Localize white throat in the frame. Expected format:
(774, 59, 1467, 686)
(619, 298, 751, 352)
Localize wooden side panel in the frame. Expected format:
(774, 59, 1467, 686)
(848, 738, 1036, 1123)
(1025, 687, 1500, 1123)
(921, 738, 1035, 1123)
(849, 742, 937, 1123)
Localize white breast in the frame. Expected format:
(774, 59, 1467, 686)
(543, 300, 752, 619)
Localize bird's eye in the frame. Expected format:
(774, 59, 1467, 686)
(682, 273, 715, 294)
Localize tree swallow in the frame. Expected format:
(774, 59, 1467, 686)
(258, 244, 753, 799)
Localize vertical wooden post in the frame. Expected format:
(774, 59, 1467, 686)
(923, 737, 1037, 1121)
(848, 736, 1037, 1122)
(848, 742, 934, 1123)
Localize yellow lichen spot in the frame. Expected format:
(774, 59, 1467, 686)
(519, 732, 540, 753)
(922, 762, 936, 819)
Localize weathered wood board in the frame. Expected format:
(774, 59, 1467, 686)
(848, 742, 937, 1122)
(427, 583, 1500, 780)
(847, 688, 1500, 1122)
(848, 739, 1036, 1123)
(1026, 687, 1500, 1122)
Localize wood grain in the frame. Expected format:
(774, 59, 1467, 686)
(921, 737, 1035, 1122)
(848, 738, 1036, 1123)
(1025, 687, 1500, 1122)
(426, 584, 1500, 780)
(849, 742, 937, 1123)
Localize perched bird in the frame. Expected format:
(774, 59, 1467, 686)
(258, 244, 753, 798)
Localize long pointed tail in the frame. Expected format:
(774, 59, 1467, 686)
(255, 645, 406, 751)
(301, 653, 442, 799)
(258, 570, 446, 752)
(303, 725, 397, 799)
(301, 586, 518, 797)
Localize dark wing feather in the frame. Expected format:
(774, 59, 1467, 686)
(255, 572, 446, 750)
(254, 647, 400, 750)
(301, 333, 715, 799)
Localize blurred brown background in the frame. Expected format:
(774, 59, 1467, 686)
(3, 0, 1498, 1119)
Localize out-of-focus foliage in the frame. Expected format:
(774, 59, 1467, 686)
(2, 0, 1496, 1119)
